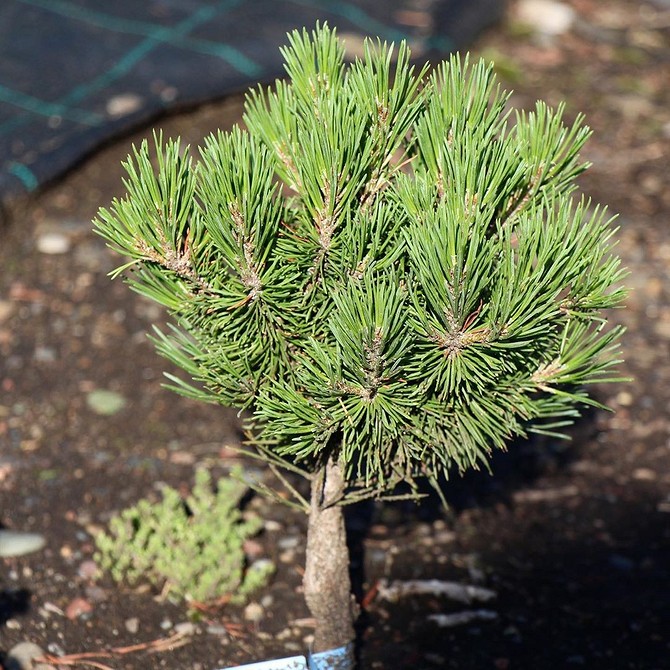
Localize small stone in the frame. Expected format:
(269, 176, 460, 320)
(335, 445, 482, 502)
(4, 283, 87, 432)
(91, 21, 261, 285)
(632, 468, 656, 481)
(33, 346, 57, 363)
(46, 643, 65, 657)
(125, 617, 140, 634)
(36, 232, 71, 255)
(263, 519, 282, 532)
(615, 391, 633, 406)
(77, 559, 99, 580)
(5, 618, 21, 629)
(0, 300, 14, 324)
(85, 389, 126, 416)
(260, 594, 274, 608)
(653, 319, 670, 340)
(516, 0, 575, 37)
(243, 538, 264, 558)
(0, 530, 46, 557)
(174, 621, 197, 636)
(5, 642, 45, 670)
(277, 535, 300, 550)
(160, 618, 173, 630)
(276, 627, 292, 640)
(84, 585, 108, 603)
(279, 549, 295, 563)
(41, 602, 64, 616)
(205, 624, 229, 637)
(65, 596, 93, 620)
(243, 602, 264, 622)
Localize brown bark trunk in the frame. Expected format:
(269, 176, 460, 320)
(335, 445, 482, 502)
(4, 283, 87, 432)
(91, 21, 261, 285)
(303, 457, 357, 653)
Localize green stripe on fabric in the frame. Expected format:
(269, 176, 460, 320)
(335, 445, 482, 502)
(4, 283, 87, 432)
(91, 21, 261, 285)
(17, 0, 262, 78)
(289, 0, 409, 43)
(0, 0, 246, 137)
(8, 162, 38, 191)
(39, 2, 238, 108)
(0, 84, 103, 126)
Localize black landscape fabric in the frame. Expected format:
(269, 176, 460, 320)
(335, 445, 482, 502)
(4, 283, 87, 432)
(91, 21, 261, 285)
(0, 0, 503, 202)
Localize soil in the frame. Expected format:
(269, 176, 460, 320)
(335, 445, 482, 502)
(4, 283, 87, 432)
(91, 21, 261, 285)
(1, 1, 669, 668)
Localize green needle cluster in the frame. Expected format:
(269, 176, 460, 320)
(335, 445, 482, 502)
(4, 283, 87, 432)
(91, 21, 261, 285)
(95, 24, 626, 505)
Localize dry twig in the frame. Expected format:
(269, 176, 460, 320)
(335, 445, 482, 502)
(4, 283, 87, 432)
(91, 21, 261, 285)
(36, 631, 191, 669)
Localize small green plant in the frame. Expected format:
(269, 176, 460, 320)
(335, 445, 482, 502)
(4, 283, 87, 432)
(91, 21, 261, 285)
(95, 468, 273, 605)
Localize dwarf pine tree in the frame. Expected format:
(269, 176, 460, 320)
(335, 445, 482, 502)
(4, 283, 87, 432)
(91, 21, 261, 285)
(94, 25, 625, 660)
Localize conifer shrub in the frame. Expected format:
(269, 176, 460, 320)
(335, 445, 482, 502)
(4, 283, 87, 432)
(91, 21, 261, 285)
(94, 24, 626, 661)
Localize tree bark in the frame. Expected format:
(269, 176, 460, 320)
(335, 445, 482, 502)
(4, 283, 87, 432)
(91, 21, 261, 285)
(303, 457, 357, 653)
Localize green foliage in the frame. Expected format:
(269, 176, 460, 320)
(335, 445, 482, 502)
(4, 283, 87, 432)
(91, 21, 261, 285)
(94, 25, 626, 503)
(94, 469, 273, 605)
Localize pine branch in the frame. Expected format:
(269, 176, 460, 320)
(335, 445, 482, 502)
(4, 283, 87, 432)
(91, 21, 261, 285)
(95, 24, 627, 499)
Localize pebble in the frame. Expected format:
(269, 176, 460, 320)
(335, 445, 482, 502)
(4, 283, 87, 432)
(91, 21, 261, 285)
(174, 621, 197, 636)
(279, 549, 296, 564)
(77, 559, 99, 580)
(65, 596, 93, 620)
(271, 529, 292, 548)
(4, 642, 48, 670)
(0, 300, 14, 324)
(516, 0, 575, 37)
(85, 389, 126, 416)
(243, 602, 264, 622)
(125, 617, 140, 634)
(657, 499, 670, 513)
(33, 346, 57, 363)
(84, 585, 108, 603)
(0, 531, 46, 558)
(242, 538, 264, 558)
(46, 643, 65, 657)
(654, 319, 670, 339)
(41, 602, 64, 616)
(632, 467, 656, 481)
(36, 232, 71, 255)
(276, 627, 292, 640)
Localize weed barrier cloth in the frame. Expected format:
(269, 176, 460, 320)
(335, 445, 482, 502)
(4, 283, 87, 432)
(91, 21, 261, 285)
(0, 0, 503, 203)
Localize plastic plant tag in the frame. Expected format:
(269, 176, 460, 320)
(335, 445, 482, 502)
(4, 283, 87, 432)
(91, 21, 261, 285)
(308, 644, 355, 670)
(218, 656, 308, 670)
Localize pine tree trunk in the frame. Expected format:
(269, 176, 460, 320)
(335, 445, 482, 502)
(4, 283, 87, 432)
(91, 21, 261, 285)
(303, 456, 357, 654)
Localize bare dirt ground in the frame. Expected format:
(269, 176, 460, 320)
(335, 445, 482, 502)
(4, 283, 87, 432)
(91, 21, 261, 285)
(1, 1, 669, 668)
